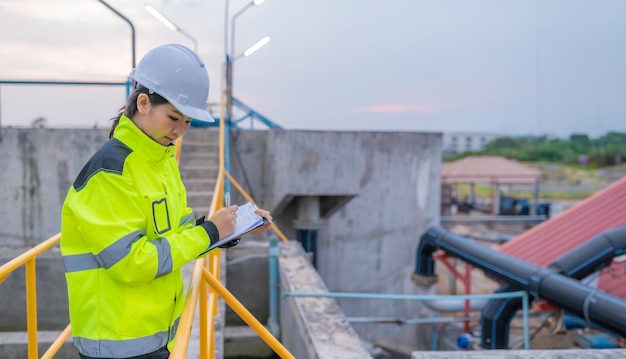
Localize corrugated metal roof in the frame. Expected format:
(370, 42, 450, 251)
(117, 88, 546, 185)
(499, 176, 626, 299)
(442, 156, 541, 184)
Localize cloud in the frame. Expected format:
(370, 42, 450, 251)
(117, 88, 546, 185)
(352, 103, 447, 114)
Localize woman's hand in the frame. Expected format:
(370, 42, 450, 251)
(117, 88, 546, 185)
(209, 205, 239, 240)
(246, 208, 273, 236)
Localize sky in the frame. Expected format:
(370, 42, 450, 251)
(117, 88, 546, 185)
(1, 0, 626, 138)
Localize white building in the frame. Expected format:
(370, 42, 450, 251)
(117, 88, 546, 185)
(442, 132, 500, 155)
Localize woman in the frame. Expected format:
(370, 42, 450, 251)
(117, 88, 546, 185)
(60, 44, 272, 359)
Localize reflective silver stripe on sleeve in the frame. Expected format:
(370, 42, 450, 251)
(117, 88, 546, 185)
(151, 237, 173, 278)
(179, 213, 195, 227)
(170, 315, 180, 340)
(96, 230, 146, 268)
(63, 253, 101, 272)
(74, 331, 168, 358)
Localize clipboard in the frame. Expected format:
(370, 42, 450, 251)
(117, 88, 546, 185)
(208, 202, 267, 250)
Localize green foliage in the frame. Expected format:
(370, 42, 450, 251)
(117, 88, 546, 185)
(446, 132, 626, 168)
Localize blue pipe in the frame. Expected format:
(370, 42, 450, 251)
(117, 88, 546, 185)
(282, 290, 530, 349)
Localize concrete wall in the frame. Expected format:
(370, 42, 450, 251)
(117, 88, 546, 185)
(0, 127, 109, 331)
(1, 127, 442, 354)
(279, 241, 373, 359)
(0, 127, 109, 248)
(231, 130, 442, 353)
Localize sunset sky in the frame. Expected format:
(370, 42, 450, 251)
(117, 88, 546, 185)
(1, 0, 625, 138)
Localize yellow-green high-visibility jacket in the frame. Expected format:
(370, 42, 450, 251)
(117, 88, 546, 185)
(61, 115, 219, 358)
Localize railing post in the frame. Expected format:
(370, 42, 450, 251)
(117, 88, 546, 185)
(199, 256, 209, 359)
(268, 236, 280, 337)
(522, 291, 530, 350)
(25, 258, 38, 359)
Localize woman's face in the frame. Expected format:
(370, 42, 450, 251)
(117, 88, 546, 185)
(134, 93, 192, 146)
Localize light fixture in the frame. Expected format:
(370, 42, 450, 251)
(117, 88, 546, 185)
(243, 36, 271, 57)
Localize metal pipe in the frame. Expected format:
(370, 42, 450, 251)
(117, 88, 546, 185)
(282, 290, 528, 302)
(96, 0, 136, 68)
(199, 258, 208, 359)
(422, 299, 488, 312)
(347, 316, 481, 325)
(41, 324, 72, 359)
(0, 80, 127, 86)
(482, 225, 626, 348)
(26, 259, 38, 359)
(282, 290, 530, 349)
(0, 234, 59, 278)
(549, 225, 626, 279)
(268, 237, 280, 337)
(201, 268, 295, 359)
(413, 226, 626, 342)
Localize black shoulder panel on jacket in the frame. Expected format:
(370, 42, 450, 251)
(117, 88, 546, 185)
(73, 138, 133, 192)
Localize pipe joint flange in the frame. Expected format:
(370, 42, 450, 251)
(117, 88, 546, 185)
(528, 268, 556, 299)
(411, 273, 438, 286)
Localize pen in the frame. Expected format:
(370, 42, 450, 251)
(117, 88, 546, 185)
(224, 192, 230, 208)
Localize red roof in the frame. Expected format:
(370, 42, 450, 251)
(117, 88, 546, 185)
(442, 156, 541, 184)
(499, 176, 626, 299)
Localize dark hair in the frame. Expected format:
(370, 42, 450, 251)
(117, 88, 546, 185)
(109, 85, 169, 138)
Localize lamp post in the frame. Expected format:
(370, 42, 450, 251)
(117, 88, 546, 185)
(96, 0, 135, 97)
(144, 3, 198, 53)
(223, 0, 267, 197)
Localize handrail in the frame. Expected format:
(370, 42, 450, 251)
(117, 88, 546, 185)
(171, 169, 224, 358)
(282, 291, 531, 350)
(224, 171, 289, 243)
(1, 125, 295, 358)
(41, 324, 71, 359)
(172, 167, 296, 358)
(201, 268, 295, 358)
(0, 233, 62, 359)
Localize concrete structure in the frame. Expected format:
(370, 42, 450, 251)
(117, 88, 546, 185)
(0, 128, 109, 334)
(0, 126, 442, 356)
(230, 130, 442, 354)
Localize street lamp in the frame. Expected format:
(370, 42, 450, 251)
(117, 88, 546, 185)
(96, 0, 136, 97)
(144, 3, 198, 53)
(223, 0, 267, 198)
(239, 36, 271, 59)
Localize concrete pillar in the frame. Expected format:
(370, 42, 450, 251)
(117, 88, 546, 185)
(492, 183, 500, 215)
(293, 196, 323, 267)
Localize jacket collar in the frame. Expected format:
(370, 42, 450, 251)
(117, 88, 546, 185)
(113, 114, 175, 163)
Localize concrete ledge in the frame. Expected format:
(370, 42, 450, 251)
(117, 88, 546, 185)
(279, 242, 373, 359)
(411, 349, 626, 359)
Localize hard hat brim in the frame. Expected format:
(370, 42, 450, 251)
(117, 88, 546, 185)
(176, 102, 215, 123)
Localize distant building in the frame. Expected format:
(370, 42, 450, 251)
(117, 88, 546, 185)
(442, 132, 500, 155)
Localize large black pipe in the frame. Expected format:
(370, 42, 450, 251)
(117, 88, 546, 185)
(548, 226, 626, 278)
(480, 225, 626, 348)
(480, 285, 524, 348)
(413, 226, 626, 344)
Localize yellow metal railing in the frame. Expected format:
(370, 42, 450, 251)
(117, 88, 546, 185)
(171, 87, 293, 357)
(1, 101, 294, 358)
(170, 168, 293, 358)
(0, 233, 65, 359)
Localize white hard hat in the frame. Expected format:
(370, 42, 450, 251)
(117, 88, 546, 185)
(130, 44, 214, 122)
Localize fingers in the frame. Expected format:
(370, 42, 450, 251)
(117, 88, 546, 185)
(254, 208, 274, 225)
(209, 206, 239, 240)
